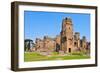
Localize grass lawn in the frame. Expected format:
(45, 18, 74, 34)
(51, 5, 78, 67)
(24, 52, 90, 62)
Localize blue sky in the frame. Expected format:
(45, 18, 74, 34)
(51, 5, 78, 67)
(24, 11, 90, 42)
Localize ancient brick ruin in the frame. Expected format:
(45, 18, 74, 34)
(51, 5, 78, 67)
(25, 17, 90, 55)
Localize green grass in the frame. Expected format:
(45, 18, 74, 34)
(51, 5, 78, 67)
(24, 52, 90, 62)
(24, 52, 47, 61)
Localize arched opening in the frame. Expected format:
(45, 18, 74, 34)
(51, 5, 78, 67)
(74, 42, 77, 46)
(69, 48, 71, 53)
(55, 43, 60, 52)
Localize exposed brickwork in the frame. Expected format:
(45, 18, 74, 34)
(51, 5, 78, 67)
(25, 17, 90, 54)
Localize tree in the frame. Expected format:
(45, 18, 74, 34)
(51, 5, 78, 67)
(24, 39, 33, 51)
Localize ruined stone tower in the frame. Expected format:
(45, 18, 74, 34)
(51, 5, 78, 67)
(82, 36, 87, 49)
(61, 17, 74, 53)
(74, 32, 80, 49)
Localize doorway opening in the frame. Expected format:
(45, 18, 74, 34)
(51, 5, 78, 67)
(69, 48, 71, 53)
